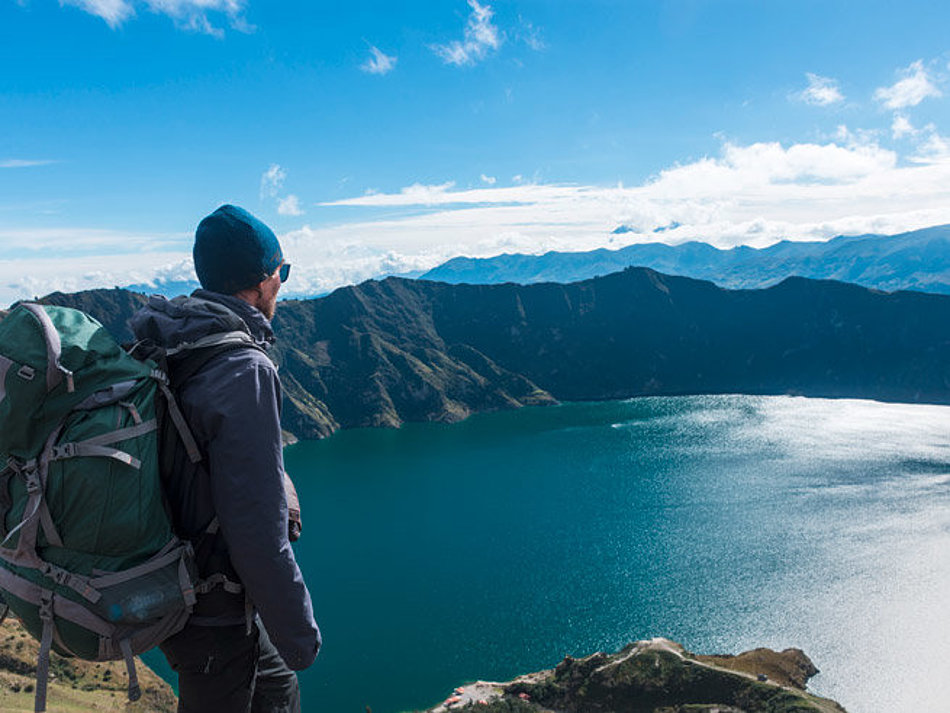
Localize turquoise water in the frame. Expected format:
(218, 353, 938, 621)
(144, 395, 950, 712)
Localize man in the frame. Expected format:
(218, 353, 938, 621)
(130, 205, 321, 713)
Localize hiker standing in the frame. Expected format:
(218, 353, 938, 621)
(130, 205, 321, 712)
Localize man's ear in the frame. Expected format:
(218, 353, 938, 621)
(233, 280, 265, 305)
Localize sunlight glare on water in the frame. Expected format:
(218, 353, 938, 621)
(143, 395, 950, 713)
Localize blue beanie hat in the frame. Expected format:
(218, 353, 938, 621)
(193, 204, 283, 294)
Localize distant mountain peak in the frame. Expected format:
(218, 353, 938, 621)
(423, 224, 950, 295)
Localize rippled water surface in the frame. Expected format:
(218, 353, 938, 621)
(146, 395, 950, 712)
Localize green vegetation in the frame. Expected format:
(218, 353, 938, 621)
(40, 269, 950, 442)
(424, 640, 846, 713)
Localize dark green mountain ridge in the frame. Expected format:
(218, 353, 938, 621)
(12, 267, 950, 440)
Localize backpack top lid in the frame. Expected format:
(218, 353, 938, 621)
(0, 303, 154, 458)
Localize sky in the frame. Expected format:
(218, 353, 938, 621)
(3, 0, 950, 305)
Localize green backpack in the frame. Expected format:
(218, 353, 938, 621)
(0, 303, 199, 712)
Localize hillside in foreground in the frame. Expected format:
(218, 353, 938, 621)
(0, 618, 850, 713)
(0, 618, 175, 712)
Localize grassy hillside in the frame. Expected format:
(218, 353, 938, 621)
(0, 618, 176, 712)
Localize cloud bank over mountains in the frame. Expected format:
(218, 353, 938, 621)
(6, 131, 950, 307)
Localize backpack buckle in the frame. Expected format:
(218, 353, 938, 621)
(41, 562, 69, 586)
(23, 467, 41, 493)
(51, 443, 77, 460)
(38, 591, 53, 621)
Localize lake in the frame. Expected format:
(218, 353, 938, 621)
(144, 395, 950, 712)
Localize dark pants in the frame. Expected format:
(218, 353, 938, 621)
(160, 618, 301, 713)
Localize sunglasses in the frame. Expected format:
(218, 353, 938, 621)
(279, 263, 291, 283)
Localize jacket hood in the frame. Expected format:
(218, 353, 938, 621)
(129, 289, 275, 350)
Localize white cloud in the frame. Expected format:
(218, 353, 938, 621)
(278, 194, 304, 216)
(59, 0, 248, 34)
(386, 181, 458, 205)
(262, 164, 305, 215)
(798, 73, 844, 106)
(874, 60, 942, 110)
(0, 159, 57, 168)
(61, 0, 133, 28)
(260, 163, 286, 199)
(361, 45, 397, 75)
(892, 115, 916, 139)
(518, 16, 545, 51)
(480, 174, 496, 185)
(0, 248, 191, 308)
(8, 137, 950, 306)
(314, 139, 950, 263)
(0, 227, 184, 256)
(910, 125, 950, 164)
(431, 0, 502, 66)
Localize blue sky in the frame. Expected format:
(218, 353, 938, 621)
(3, 0, 950, 305)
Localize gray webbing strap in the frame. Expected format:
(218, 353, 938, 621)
(119, 638, 142, 703)
(49, 418, 159, 470)
(66, 418, 157, 448)
(37, 501, 64, 549)
(72, 380, 138, 410)
(0, 566, 113, 638)
(164, 330, 255, 357)
(157, 381, 202, 463)
(20, 303, 74, 394)
(0, 602, 8, 626)
(88, 541, 183, 589)
(1, 429, 62, 560)
(0, 354, 12, 405)
(179, 556, 196, 607)
(1, 462, 44, 551)
(39, 561, 101, 603)
(51, 443, 142, 470)
(119, 401, 143, 425)
(194, 572, 244, 595)
(90, 536, 177, 577)
(35, 591, 54, 713)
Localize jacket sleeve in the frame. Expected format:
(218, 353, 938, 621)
(191, 350, 321, 669)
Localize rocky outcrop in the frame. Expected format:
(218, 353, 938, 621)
(427, 638, 846, 713)
(0, 618, 176, 712)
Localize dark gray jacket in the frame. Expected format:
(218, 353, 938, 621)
(130, 290, 320, 670)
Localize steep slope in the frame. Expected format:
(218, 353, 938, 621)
(421, 270, 950, 403)
(272, 278, 555, 438)
(23, 268, 950, 440)
(0, 618, 176, 712)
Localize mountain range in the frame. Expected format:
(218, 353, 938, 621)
(19, 267, 950, 441)
(422, 224, 950, 294)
